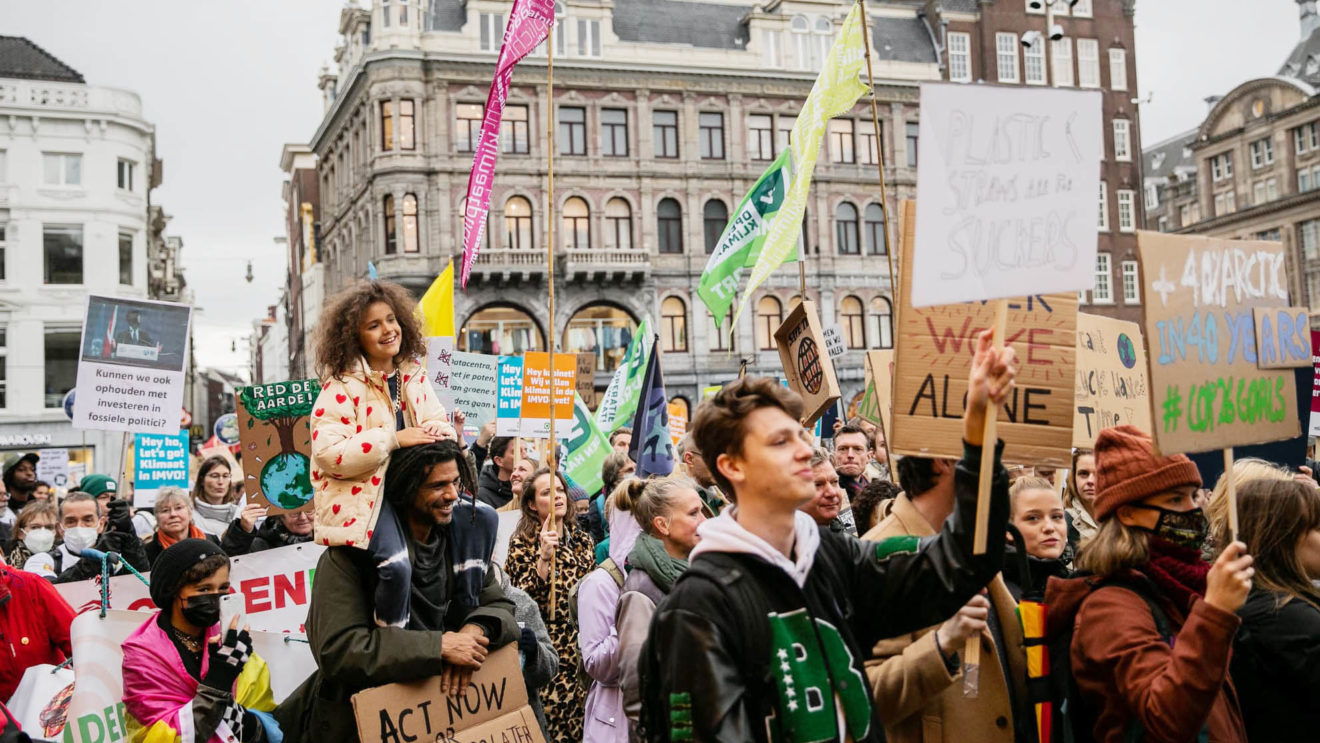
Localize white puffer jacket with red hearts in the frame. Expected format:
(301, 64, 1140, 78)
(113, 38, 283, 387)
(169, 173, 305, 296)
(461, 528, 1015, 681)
(309, 356, 454, 548)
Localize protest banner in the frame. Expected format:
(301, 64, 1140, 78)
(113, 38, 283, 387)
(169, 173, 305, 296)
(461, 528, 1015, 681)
(352, 646, 546, 743)
(910, 83, 1103, 308)
(774, 300, 841, 425)
(564, 392, 611, 497)
(132, 431, 189, 507)
(668, 400, 688, 447)
(36, 447, 71, 489)
(73, 296, 193, 435)
(1073, 314, 1152, 449)
(576, 352, 597, 408)
(520, 352, 575, 438)
(1251, 306, 1312, 369)
(1136, 231, 1299, 455)
(597, 319, 652, 433)
(858, 350, 894, 438)
(496, 355, 524, 436)
(235, 378, 320, 513)
(1311, 331, 1320, 437)
(429, 338, 501, 433)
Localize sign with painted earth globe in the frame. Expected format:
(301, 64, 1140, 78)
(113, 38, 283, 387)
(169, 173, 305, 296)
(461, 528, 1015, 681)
(236, 380, 321, 511)
(798, 337, 824, 395)
(1117, 333, 1137, 370)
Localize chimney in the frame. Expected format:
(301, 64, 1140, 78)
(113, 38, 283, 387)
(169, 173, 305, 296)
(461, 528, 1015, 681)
(1302, 1, 1320, 40)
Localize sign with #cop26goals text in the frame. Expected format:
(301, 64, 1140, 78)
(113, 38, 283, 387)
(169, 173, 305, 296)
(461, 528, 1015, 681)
(911, 83, 1103, 307)
(1136, 231, 1300, 455)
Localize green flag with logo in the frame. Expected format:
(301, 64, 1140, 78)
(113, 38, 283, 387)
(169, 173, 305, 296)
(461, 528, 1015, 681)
(697, 148, 794, 330)
(595, 318, 652, 433)
(564, 392, 611, 496)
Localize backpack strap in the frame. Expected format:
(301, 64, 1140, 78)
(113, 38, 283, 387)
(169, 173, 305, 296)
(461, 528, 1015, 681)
(602, 557, 625, 588)
(1094, 576, 1175, 644)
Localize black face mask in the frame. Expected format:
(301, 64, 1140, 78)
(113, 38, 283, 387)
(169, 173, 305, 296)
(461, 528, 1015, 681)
(180, 593, 222, 628)
(1131, 505, 1209, 550)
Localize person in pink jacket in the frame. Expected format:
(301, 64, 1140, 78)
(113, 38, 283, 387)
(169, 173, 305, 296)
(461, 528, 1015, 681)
(310, 280, 456, 627)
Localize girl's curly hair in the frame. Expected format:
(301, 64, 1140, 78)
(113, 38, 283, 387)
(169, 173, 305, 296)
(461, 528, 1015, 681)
(314, 280, 427, 380)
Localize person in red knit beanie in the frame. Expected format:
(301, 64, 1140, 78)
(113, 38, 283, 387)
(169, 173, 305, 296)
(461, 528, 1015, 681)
(1043, 424, 1255, 743)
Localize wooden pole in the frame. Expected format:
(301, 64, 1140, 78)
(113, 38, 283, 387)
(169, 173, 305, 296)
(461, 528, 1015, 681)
(1224, 447, 1238, 542)
(973, 299, 1008, 555)
(856, 0, 898, 296)
(545, 35, 559, 621)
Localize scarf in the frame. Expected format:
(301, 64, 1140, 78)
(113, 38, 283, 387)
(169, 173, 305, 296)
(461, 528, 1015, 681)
(191, 499, 237, 537)
(627, 533, 689, 593)
(1144, 536, 1210, 614)
(156, 523, 206, 550)
(449, 500, 499, 612)
(691, 507, 821, 588)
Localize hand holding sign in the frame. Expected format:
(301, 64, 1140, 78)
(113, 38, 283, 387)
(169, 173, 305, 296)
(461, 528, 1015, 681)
(964, 330, 1020, 447)
(440, 625, 490, 696)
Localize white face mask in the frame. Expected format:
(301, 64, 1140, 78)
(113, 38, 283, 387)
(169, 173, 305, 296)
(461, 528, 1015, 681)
(23, 527, 54, 554)
(61, 526, 98, 555)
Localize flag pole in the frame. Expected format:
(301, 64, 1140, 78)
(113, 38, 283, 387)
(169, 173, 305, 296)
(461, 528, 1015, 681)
(544, 32, 560, 621)
(856, 0, 898, 296)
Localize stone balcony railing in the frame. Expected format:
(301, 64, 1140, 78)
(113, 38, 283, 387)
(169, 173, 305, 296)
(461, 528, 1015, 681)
(0, 79, 143, 119)
(564, 249, 650, 283)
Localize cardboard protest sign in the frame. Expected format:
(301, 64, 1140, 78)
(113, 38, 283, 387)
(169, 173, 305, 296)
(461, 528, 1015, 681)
(520, 352, 576, 438)
(1311, 331, 1320, 437)
(774, 300, 841, 425)
(1252, 306, 1312, 369)
(892, 201, 1077, 466)
(1073, 314, 1152, 448)
(132, 431, 189, 507)
(235, 378, 321, 513)
(352, 646, 546, 743)
(1136, 231, 1299, 454)
(911, 83, 1103, 307)
(73, 295, 194, 435)
(858, 350, 894, 438)
(576, 352, 597, 408)
(496, 355, 524, 436)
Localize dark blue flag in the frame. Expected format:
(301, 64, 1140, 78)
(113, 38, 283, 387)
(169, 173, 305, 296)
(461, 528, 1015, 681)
(627, 337, 674, 478)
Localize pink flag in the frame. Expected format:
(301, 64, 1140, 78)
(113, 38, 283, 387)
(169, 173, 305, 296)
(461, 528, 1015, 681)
(460, 0, 555, 287)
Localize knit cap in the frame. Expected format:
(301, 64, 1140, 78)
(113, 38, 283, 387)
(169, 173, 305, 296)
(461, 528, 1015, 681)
(1093, 424, 1201, 520)
(79, 474, 117, 497)
(149, 538, 227, 608)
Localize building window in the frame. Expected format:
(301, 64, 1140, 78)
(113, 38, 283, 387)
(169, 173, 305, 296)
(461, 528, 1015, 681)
(905, 122, 919, 168)
(480, 12, 505, 52)
(604, 198, 632, 251)
(558, 106, 587, 156)
(462, 304, 545, 355)
(501, 104, 529, 153)
(1210, 152, 1233, 182)
(836, 202, 860, 255)
(948, 32, 972, 82)
(1052, 38, 1074, 86)
(868, 297, 893, 349)
(383, 195, 397, 254)
(43, 225, 83, 284)
(1144, 182, 1159, 210)
(829, 119, 855, 164)
(747, 114, 774, 161)
(42, 153, 82, 186)
(601, 108, 629, 157)
(996, 33, 1019, 83)
(703, 199, 728, 254)
(661, 297, 688, 353)
(1072, 0, 1093, 16)
(813, 16, 833, 65)
(577, 19, 601, 57)
(777, 115, 796, 152)
(381, 101, 395, 151)
(1158, 216, 1169, 232)
(402, 193, 419, 253)
(118, 231, 133, 285)
(1122, 260, 1140, 304)
(1117, 190, 1135, 232)
(1253, 181, 1266, 205)
(1108, 48, 1128, 91)
(864, 203, 886, 255)
(117, 159, 135, 191)
(756, 295, 782, 350)
(708, 310, 735, 352)
(699, 112, 725, 160)
(505, 196, 533, 250)
(1214, 190, 1237, 216)
(399, 104, 417, 151)
(563, 197, 590, 250)
(0, 224, 6, 281)
(456, 103, 483, 152)
(791, 15, 813, 71)
(1113, 119, 1131, 161)
(45, 328, 79, 409)
(1249, 136, 1275, 169)
(657, 198, 683, 254)
(1024, 39, 1046, 85)
(1098, 181, 1109, 231)
(859, 126, 878, 165)
(1303, 219, 1320, 261)
(1092, 253, 1112, 304)
(1295, 122, 1320, 154)
(839, 296, 865, 349)
(762, 27, 783, 68)
(1300, 168, 1313, 193)
(1077, 39, 1100, 88)
(653, 110, 679, 158)
(1309, 272, 1320, 310)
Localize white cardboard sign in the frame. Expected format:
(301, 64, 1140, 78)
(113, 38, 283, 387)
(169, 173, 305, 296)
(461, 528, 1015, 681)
(911, 83, 1103, 307)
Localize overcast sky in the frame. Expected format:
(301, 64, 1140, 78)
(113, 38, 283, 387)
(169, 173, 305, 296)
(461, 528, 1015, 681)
(0, 0, 1305, 379)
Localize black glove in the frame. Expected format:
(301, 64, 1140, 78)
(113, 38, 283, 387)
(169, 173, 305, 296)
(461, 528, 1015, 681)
(517, 626, 539, 664)
(105, 498, 134, 535)
(202, 628, 254, 692)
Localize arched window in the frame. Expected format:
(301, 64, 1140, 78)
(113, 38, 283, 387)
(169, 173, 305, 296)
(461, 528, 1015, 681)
(563, 196, 590, 251)
(605, 198, 633, 250)
(864, 203, 887, 256)
(788, 294, 803, 311)
(814, 16, 833, 66)
(791, 15, 812, 71)
(657, 198, 683, 254)
(836, 202, 859, 255)
(703, 199, 728, 254)
(661, 296, 689, 352)
(869, 296, 894, 349)
(756, 295, 782, 350)
(839, 295, 865, 349)
(459, 197, 490, 251)
(383, 194, 397, 254)
(402, 193, 419, 253)
(460, 304, 545, 355)
(707, 309, 735, 352)
(504, 195, 533, 251)
(563, 303, 639, 371)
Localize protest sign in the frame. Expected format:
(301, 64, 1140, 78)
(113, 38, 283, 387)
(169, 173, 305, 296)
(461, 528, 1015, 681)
(596, 320, 652, 433)
(352, 646, 546, 743)
(427, 336, 457, 413)
(430, 338, 501, 433)
(858, 350, 894, 438)
(668, 400, 688, 447)
(911, 83, 1103, 307)
(1311, 331, 1320, 437)
(823, 324, 847, 359)
(892, 202, 1077, 466)
(1252, 306, 1312, 369)
(235, 378, 320, 513)
(496, 355, 524, 436)
(36, 447, 71, 489)
(774, 300, 841, 425)
(520, 352, 575, 438)
(1073, 314, 1152, 448)
(564, 392, 611, 497)
(576, 352, 597, 408)
(73, 296, 193, 435)
(1137, 231, 1299, 454)
(132, 431, 189, 507)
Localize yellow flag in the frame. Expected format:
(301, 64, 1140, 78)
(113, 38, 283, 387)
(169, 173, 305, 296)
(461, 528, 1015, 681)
(419, 259, 455, 337)
(732, 3, 869, 328)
